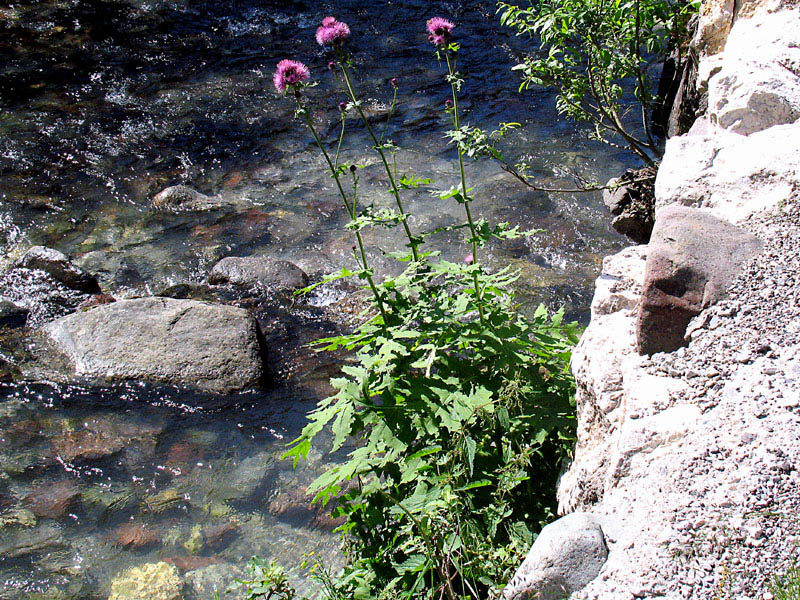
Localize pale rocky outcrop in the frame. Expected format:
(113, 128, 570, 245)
(655, 121, 800, 223)
(509, 4, 800, 599)
(43, 297, 265, 394)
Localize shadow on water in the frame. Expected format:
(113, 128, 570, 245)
(0, 0, 636, 597)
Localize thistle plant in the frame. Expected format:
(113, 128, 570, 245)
(270, 16, 579, 600)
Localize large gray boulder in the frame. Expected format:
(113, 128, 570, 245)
(503, 512, 608, 600)
(13, 246, 100, 294)
(208, 256, 308, 294)
(637, 206, 761, 355)
(43, 297, 264, 393)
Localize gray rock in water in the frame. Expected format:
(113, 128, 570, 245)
(637, 205, 762, 355)
(208, 256, 308, 294)
(43, 297, 265, 394)
(13, 246, 100, 294)
(503, 512, 608, 600)
(151, 185, 219, 212)
(0, 298, 29, 328)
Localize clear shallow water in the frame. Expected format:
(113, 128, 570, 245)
(0, 1, 633, 598)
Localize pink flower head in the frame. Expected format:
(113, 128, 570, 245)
(464, 253, 474, 265)
(273, 59, 310, 94)
(426, 17, 454, 46)
(316, 17, 351, 47)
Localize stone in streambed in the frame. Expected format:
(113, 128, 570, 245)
(502, 512, 608, 600)
(208, 256, 308, 294)
(108, 561, 184, 600)
(0, 298, 29, 328)
(151, 185, 226, 212)
(13, 246, 100, 294)
(43, 297, 265, 394)
(22, 480, 81, 519)
(636, 206, 761, 355)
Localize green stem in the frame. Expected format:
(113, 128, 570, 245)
(445, 51, 486, 325)
(297, 99, 389, 325)
(338, 59, 421, 262)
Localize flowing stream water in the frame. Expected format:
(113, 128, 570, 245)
(0, 1, 633, 598)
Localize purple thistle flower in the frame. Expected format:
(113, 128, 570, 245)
(391, 77, 399, 88)
(464, 253, 474, 265)
(338, 101, 347, 112)
(316, 17, 351, 47)
(426, 17, 454, 46)
(445, 99, 453, 108)
(273, 59, 310, 94)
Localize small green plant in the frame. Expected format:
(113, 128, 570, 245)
(772, 562, 800, 600)
(498, 0, 698, 166)
(226, 558, 296, 600)
(264, 14, 579, 600)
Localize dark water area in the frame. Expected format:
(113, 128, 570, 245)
(0, 1, 634, 598)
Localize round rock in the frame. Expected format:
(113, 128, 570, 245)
(208, 256, 308, 294)
(503, 512, 608, 600)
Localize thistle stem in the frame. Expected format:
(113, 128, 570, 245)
(445, 51, 485, 324)
(296, 99, 389, 325)
(337, 59, 421, 262)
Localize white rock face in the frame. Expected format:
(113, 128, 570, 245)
(542, 6, 800, 599)
(654, 122, 800, 223)
(708, 61, 800, 135)
(705, 11, 800, 135)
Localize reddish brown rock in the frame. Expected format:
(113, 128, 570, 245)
(22, 480, 81, 519)
(110, 522, 161, 548)
(637, 206, 761, 354)
(77, 293, 116, 311)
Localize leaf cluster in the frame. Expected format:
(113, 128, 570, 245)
(499, 0, 699, 163)
(284, 260, 578, 600)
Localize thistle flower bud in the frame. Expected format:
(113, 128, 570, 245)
(390, 78, 399, 88)
(338, 101, 347, 112)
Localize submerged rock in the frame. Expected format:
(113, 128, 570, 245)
(42, 297, 265, 394)
(503, 512, 608, 600)
(151, 185, 222, 212)
(0, 298, 29, 328)
(108, 561, 184, 600)
(22, 480, 81, 520)
(208, 256, 308, 294)
(13, 246, 100, 294)
(637, 205, 762, 355)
